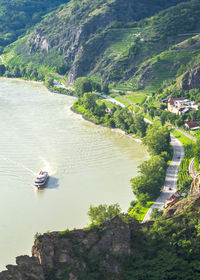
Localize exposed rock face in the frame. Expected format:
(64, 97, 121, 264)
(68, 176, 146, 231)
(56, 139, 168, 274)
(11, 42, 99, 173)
(0, 216, 139, 280)
(164, 194, 200, 216)
(180, 64, 200, 90)
(190, 173, 200, 195)
(0, 256, 45, 280)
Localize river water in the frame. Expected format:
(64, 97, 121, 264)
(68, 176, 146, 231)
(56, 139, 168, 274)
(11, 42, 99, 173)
(0, 79, 148, 270)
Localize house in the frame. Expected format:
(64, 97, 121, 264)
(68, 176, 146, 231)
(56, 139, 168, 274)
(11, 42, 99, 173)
(168, 98, 198, 115)
(185, 121, 199, 130)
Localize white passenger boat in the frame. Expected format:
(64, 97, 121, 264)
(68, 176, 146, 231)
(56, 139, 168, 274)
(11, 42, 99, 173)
(34, 171, 49, 189)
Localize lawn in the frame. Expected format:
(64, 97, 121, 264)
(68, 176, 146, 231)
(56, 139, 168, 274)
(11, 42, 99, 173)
(97, 99, 119, 109)
(124, 94, 147, 105)
(129, 201, 155, 222)
(170, 129, 194, 146)
(113, 96, 130, 106)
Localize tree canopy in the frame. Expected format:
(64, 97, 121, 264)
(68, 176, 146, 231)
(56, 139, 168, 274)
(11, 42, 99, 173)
(143, 124, 170, 155)
(88, 204, 121, 226)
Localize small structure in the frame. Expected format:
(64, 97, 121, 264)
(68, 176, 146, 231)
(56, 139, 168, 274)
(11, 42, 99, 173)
(105, 108, 112, 114)
(164, 196, 179, 208)
(185, 121, 199, 130)
(168, 98, 198, 115)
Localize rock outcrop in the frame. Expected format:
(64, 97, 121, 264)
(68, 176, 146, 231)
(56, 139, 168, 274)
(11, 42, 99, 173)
(190, 173, 200, 195)
(0, 256, 45, 280)
(164, 193, 200, 217)
(180, 64, 200, 90)
(0, 216, 139, 280)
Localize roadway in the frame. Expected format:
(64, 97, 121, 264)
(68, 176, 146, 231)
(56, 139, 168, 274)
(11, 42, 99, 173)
(142, 135, 184, 222)
(95, 92, 185, 222)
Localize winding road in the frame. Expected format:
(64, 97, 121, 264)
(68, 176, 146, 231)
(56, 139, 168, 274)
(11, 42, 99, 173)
(95, 92, 185, 222)
(142, 135, 184, 222)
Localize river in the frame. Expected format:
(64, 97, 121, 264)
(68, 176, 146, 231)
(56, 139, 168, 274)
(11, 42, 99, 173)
(0, 79, 148, 271)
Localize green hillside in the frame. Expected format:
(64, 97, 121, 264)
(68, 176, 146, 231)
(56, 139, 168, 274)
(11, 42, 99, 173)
(0, 0, 68, 51)
(130, 34, 200, 91)
(2, 0, 188, 82)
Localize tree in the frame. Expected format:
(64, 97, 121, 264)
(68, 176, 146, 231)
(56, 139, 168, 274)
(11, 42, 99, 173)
(81, 92, 97, 111)
(150, 208, 163, 220)
(131, 155, 167, 199)
(74, 77, 92, 96)
(134, 114, 147, 137)
(102, 83, 109, 94)
(0, 64, 6, 76)
(45, 76, 54, 87)
(113, 108, 135, 133)
(13, 66, 21, 78)
(143, 125, 170, 155)
(149, 108, 155, 119)
(160, 111, 167, 126)
(88, 204, 121, 225)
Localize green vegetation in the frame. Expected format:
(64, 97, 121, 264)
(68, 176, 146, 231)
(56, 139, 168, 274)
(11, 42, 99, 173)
(177, 159, 192, 193)
(128, 201, 154, 222)
(72, 92, 147, 137)
(170, 129, 194, 146)
(0, 0, 68, 50)
(143, 125, 171, 155)
(88, 204, 121, 226)
(121, 200, 200, 280)
(131, 155, 167, 201)
(123, 93, 147, 105)
(57, 229, 71, 238)
(2, 0, 190, 87)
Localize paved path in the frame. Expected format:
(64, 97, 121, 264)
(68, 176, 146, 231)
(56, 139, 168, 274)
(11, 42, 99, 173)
(142, 135, 184, 222)
(96, 93, 185, 222)
(94, 92, 126, 108)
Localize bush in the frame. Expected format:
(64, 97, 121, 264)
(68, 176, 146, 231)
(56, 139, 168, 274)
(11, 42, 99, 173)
(150, 208, 163, 220)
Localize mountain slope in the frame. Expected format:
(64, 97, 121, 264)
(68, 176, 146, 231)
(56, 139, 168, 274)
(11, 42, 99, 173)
(0, 0, 69, 51)
(3, 0, 188, 81)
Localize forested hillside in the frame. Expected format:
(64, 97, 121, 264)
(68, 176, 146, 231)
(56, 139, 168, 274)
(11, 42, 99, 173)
(2, 0, 188, 83)
(2, 0, 200, 93)
(0, 0, 68, 51)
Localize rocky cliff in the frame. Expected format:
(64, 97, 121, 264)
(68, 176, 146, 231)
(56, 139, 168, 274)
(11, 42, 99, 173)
(0, 216, 141, 280)
(1, 194, 200, 279)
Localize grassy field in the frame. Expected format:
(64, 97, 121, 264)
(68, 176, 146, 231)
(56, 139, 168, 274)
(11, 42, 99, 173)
(170, 129, 194, 146)
(129, 201, 155, 222)
(114, 96, 130, 106)
(97, 99, 119, 109)
(124, 94, 147, 105)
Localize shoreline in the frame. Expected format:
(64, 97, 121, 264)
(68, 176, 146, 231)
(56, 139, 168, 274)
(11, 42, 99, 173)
(0, 76, 142, 143)
(70, 107, 142, 143)
(0, 77, 43, 85)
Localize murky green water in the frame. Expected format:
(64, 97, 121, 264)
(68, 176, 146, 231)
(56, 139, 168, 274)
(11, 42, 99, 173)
(0, 79, 148, 270)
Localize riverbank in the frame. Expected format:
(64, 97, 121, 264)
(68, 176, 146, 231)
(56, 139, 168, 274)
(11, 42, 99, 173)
(0, 77, 43, 85)
(71, 107, 142, 143)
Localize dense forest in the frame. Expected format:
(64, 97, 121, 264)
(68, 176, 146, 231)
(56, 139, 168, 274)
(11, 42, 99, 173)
(0, 0, 68, 51)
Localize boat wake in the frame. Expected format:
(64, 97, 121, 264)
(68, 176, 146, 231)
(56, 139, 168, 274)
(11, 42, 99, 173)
(40, 157, 56, 175)
(1, 156, 36, 175)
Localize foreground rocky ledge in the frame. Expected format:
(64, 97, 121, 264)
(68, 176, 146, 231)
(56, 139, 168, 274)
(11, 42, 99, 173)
(0, 216, 142, 280)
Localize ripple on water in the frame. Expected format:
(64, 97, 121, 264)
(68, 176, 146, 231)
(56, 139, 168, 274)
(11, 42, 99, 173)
(0, 79, 148, 271)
